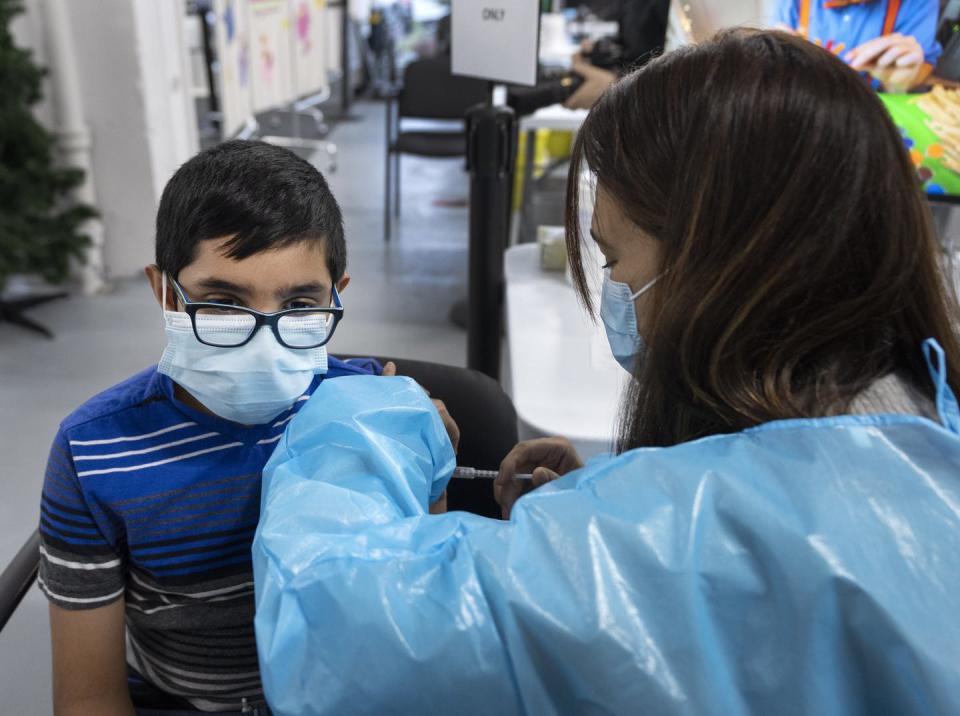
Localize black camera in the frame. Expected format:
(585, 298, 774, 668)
(505, 39, 626, 116)
(507, 71, 585, 116)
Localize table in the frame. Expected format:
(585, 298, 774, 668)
(504, 244, 628, 459)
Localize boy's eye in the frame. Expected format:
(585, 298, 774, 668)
(284, 299, 320, 310)
(198, 297, 247, 314)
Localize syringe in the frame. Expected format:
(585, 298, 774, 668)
(452, 466, 533, 481)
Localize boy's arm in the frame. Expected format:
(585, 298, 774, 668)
(40, 428, 132, 713)
(50, 599, 135, 716)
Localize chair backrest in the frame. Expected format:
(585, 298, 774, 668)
(0, 530, 40, 635)
(341, 356, 518, 518)
(398, 57, 489, 121)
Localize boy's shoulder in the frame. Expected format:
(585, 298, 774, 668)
(326, 356, 383, 378)
(60, 366, 168, 436)
(58, 356, 380, 439)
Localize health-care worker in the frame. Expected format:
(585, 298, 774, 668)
(251, 30, 960, 716)
(774, 0, 942, 90)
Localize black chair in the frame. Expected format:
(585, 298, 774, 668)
(384, 56, 488, 241)
(0, 359, 517, 635)
(0, 529, 39, 635)
(341, 356, 518, 518)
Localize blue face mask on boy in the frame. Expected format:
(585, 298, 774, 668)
(157, 274, 328, 425)
(600, 270, 662, 374)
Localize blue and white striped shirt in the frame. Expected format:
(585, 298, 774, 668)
(38, 357, 380, 711)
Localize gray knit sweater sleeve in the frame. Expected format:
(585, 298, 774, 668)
(848, 373, 939, 421)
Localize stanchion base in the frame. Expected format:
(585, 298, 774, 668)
(0, 292, 68, 339)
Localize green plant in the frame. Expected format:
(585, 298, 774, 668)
(0, 0, 95, 296)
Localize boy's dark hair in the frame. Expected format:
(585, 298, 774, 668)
(155, 140, 346, 281)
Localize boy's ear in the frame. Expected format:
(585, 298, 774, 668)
(144, 264, 173, 310)
(336, 273, 351, 295)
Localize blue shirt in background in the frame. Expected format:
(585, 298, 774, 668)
(774, 0, 942, 66)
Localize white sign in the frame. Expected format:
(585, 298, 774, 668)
(451, 0, 540, 86)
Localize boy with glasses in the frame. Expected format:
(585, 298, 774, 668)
(37, 141, 449, 714)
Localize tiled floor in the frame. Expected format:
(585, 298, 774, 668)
(0, 99, 471, 713)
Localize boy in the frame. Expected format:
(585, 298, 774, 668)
(37, 141, 450, 714)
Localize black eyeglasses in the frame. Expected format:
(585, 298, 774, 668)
(170, 277, 343, 349)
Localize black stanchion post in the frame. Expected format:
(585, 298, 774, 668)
(340, 0, 352, 115)
(465, 94, 516, 380)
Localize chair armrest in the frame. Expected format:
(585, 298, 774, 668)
(0, 530, 40, 634)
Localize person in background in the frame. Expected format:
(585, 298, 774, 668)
(774, 0, 942, 91)
(565, 0, 671, 108)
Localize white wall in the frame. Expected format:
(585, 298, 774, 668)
(133, 0, 199, 212)
(10, 0, 198, 285)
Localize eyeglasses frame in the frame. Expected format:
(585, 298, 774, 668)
(169, 276, 344, 350)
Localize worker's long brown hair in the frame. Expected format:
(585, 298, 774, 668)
(566, 30, 960, 451)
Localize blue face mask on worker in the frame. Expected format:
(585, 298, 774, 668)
(600, 270, 662, 374)
(157, 274, 330, 425)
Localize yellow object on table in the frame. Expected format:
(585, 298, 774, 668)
(513, 130, 574, 210)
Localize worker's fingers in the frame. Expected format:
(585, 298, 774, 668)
(493, 476, 532, 519)
(432, 399, 460, 453)
(531, 467, 560, 487)
(498, 438, 584, 480)
(429, 490, 448, 515)
(382, 361, 397, 377)
(495, 438, 583, 518)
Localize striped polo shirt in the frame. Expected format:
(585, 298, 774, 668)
(38, 357, 379, 712)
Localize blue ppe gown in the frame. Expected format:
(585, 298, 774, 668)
(253, 341, 960, 716)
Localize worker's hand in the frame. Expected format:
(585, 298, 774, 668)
(495, 437, 584, 519)
(564, 54, 617, 110)
(381, 361, 460, 453)
(431, 397, 460, 453)
(429, 490, 448, 514)
(845, 34, 928, 92)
